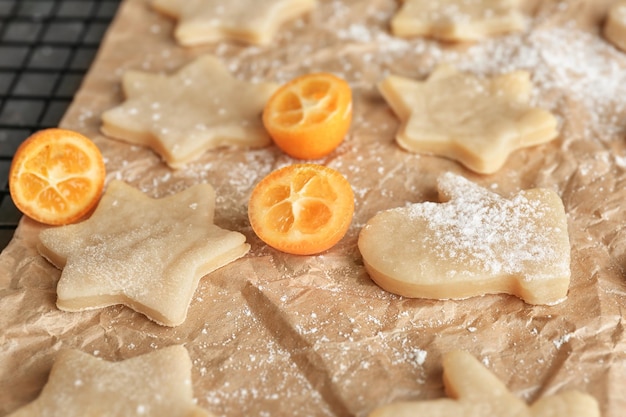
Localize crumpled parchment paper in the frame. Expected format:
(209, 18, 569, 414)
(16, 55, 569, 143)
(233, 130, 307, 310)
(1, 0, 626, 416)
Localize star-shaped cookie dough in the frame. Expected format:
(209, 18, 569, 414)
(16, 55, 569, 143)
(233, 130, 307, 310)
(391, 0, 525, 42)
(38, 180, 250, 327)
(101, 55, 278, 169)
(369, 350, 600, 417)
(7, 345, 214, 417)
(150, 0, 317, 46)
(378, 65, 558, 174)
(604, 1, 626, 52)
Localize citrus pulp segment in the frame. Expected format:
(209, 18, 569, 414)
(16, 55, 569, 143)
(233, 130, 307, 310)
(248, 164, 354, 255)
(9, 128, 106, 225)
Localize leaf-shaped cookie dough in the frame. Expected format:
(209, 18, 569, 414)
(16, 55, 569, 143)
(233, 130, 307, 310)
(358, 172, 570, 305)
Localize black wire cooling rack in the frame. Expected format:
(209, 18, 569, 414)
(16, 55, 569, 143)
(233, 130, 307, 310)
(0, 0, 121, 250)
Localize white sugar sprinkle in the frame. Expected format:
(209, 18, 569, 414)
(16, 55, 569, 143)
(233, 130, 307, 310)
(402, 173, 568, 278)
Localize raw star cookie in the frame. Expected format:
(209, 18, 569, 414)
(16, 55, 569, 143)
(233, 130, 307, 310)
(369, 350, 600, 417)
(391, 0, 525, 42)
(7, 345, 213, 417)
(358, 172, 571, 305)
(151, 0, 317, 46)
(100, 55, 278, 168)
(38, 180, 250, 327)
(378, 65, 558, 174)
(604, 1, 626, 52)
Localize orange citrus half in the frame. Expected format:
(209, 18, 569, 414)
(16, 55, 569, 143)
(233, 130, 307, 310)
(262, 72, 352, 160)
(9, 128, 106, 225)
(248, 164, 354, 255)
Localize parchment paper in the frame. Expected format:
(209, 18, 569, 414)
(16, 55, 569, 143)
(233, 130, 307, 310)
(2, 0, 626, 416)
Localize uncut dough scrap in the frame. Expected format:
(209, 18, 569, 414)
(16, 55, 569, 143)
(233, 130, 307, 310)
(6, 345, 213, 417)
(391, 0, 525, 42)
(38, 180, 250, 327)
(368, 350, 600, 417)
(150, 0, 317, 46)
(100, 55, 278, 169)
(378, 65, 559, 174)
(358, 172, 571, 305)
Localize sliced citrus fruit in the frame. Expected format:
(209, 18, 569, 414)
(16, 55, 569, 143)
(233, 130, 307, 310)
(248, 164, 354, 255)
(9, 128, 106, 225)
(262, 72, 352, 160)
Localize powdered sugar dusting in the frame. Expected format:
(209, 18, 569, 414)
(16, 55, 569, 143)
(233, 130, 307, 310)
(404, 172, 569, 278)
(28, 1, 624, 416)
(334, 9, 626, 142)
(455, 25, 626, 140)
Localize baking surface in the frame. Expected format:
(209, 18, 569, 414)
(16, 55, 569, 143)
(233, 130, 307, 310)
(1, 0, 626, 416)
(0, 0, 123, 249)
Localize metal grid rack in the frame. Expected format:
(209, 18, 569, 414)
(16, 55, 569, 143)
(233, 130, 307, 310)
(0, 0, 121, 250)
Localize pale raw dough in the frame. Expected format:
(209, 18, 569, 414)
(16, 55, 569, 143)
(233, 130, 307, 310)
(368, 350, 600, 417)
(604, 1, 626, 52)
(38, 180, 250, 327)
(151, 0, 317, 46)
(358, 172, 571, 305)
(391, 0, 525, 42)
(378, 65, 559, 174)
(6, 345, 213, 417)
(100, 55, 278, 169)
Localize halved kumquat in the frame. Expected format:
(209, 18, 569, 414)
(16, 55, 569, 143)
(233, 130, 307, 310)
(263, 72, 352, 160)
(9, 128, 106, 225)
(248, 164, 354, 255)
